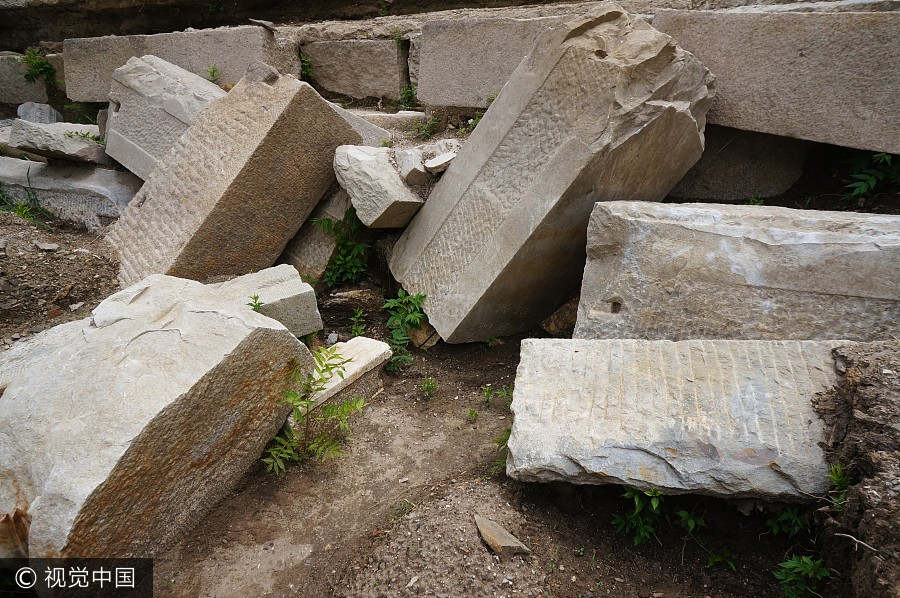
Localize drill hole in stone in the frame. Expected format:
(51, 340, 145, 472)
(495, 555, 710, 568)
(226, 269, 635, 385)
(609, 300, 622, 313)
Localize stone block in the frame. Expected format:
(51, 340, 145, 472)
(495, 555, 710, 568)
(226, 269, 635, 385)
(329, 102, 391, 147)
(654, 9, 900, 153)
(389, 7, 714, 343)
(574, 201, 900, 341)
(349, 109, 428, 131)
(306, 336, 390, 409)
(334, 145, 423, 228)
(46, 52, 65, 91)
(279, 188, 351, 283)
(301, 39, 405, 100)
(8, 120, 111, 165)
(105, 55, 226, 180)
(106, 66, 360, 285)
(63, 25, 300, 102)
(0, 52, 47, 104)
(16, 102, 59, 123)
(408, 33, 421, 88)
(506, 338, 843, 499)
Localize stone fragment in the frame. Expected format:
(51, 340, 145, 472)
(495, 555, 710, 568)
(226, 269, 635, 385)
(507, 338, 843, 499)
(16, 102, 60, 124)
(0, 120, 46, 162)
(390, 8, 714, 343)
(0, 53, 47, 104)
(0, 273, 313, 557)
(654, 9, 900, 153)
(105, 55, 226, 180)
(299, 336, 390, 412)
(301, 40, 405, 100)
(329, 102, 391, 147)
(349, 109, 428, 130)
(396, 148, 430, 185)
(8, 120, 111, 165)
(423, 151, 456, 174)
(34, 241, 59, 251)
(575, 202, 900, 342)
(63, 25, 300, 102)
(540, 295, 579, 337)
(279, 188, 351, 284)
(334, 145, 423, 228)
(0, 156, 141, 231)
(408, 321, 440, 349)
(474, 515, 530, 556)
(106, 67, 360, 285)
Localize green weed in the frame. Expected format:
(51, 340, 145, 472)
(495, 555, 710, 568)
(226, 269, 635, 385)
(247, 294, 264, 312)
(314, 207, 369, 288)
(827, 462, 851, 511)
(350, 307, 366, 336)
(399, 84, 417, 110)
(490, 427, 511, 475)
(707, 547, 737, 572)
(383, 288, 426, 372)
(207, 65, 221, 84)
(457, 94, 496, 136)
(21, 48, 55, 86)
(467, 408, 478, 423)
(843, 151, 899, 200)
(64, 130, 103, 145)
(420, 376, 437, 399)
(300, 55, 314, 80)
(612, 488, 664, 546)
(766, 508, 810, 538)
(415, 115, 440, 140)
(773, 555, 830, 597)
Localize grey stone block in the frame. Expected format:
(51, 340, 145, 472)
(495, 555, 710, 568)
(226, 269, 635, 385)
(0, 52, 47, 104)
(301, 39, 405, 100)
(279, 188, 351, 284)
(16, 102, 60, 123)
(9, 120, 111, 165)
(334, 145, 423, 228)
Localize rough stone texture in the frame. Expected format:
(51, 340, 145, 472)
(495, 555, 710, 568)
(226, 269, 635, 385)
(329, 102, 391, 147)
(334, 145, 423, 228)
(350, 109, 428, 130)
(279, 187, 351, 283)
(208, 264, 323, 338)
(0, 273, 313, 557)
(474, 515, 530, 556)
(424, 151, 456, 173)
(106, 69, 360, 286)
(390, 7, 714, 343)
(540, 295, 579, 337)
(46, 52, 64, 91)
(16, 102, 60, 123)
(63, 25, 300, 103)
(0, 120, 46, 162)
(396, 148, 430, 185)
(407, 33, 421, 88)
(0, 52, 47, 104)
(8, 120, 111, 165)
(654, 10, 900, 153)
(301, 39, 405, 100)
(507, 338, 842, 499)
(106, 55, 226, 180)
(575, 201, 900, 342)
(0, 156, 141, 230)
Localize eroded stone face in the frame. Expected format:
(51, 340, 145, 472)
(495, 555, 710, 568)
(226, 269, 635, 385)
(301, 40, 405, 100)
(8, 120, 111, 165)
(334, 145, 423, 228)
(574, 202, 900, 341)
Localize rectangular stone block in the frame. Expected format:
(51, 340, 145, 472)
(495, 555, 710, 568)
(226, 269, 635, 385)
(0, 52, 47, 104)
(389, 7, 714, 343)
(301, 39, 405, 100)
(9, 120, 111, 165)
(106, 55, 226, 180)
(575, 201, 900, 341)
(279, 188, 351, 283)
(653, 9, 900, 153)
(507, 338, 843, 499)
(63, 25, 300, 102)
(105, 65, 361, 285)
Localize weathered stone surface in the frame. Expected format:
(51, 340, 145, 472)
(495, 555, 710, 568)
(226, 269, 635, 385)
(396, 139, 461, 185)
(350, 109, 428, 130)
(0, 53, 47, 104)
(307, 336, 390, 408)
(507, 338, 842, 499)
(106, 67, 360, 285)
(390, 7, 714, 343)
(574, 202, 900, 342)
(334, 145, 423, 228)
(654, 9, 900, 153)
(106, 55, 226, 180)
(0, 273, 313, 557)
(424, 151, 456, 173)
(63, 25, 300, 102)
(540, 295, 579, 337)
(329, 102, 391, 147)
(670, 125, 808, 200)
(16, 102, 60, 123)
(8, 120, 111, 165)
(407, 33, 421, 88)
(0, 156, 141, 230)
(301, 39, 405, 100)
(209, 264, 323, 338)
(474, 515, 530, 557)
(279, 188, 351, 283)
(0, 120, 46, 162)
(46, 52, 65, 91)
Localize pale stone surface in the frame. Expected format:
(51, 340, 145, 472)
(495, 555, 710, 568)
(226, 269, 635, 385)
(474, 515, 530, 556)
(575, 202, 900, 341)
(396, 148, 429, 185)
(8, 120, 111, 165)
(350, 109, 428, 130)
(0, 120, 47, 162)
(424, 151, 456, 173)
(390, 7, 714, 343)
(16, 102, 60, 123)
(106, 67, 360, 285)
(670, 125, 808, 200)
(301, 39, 404, 100)
(334, 145, 423, 228)
(63, 25, 300, 102)
(654, 10, 900, 153)
(279, 188, 351, 283)
(507, 338, 842, 499)
(0, 53, 47, 104)
(307, 336, 391, 409)
(329, 102, 391, 147)
(407, 33, 421, 87)
(0, 274, 313, 557)
(209, 264, 323, 338)
(106, 55, 226, 180)
(0, 156, 141, 230)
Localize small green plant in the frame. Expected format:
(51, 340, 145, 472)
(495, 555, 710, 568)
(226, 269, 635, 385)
(399, 84, 417, 110)
(843, 151, 900, 200)
(300, 55, 314, 80)
(415, 115, 440, 140)
(384, 347, 413, 374)
(611, 488, 664, 546)
(675, 509, 706, 534)
(207, 65, 221, 84)
(380, 138, 393, 147)
(707, 547, 737, 572)
(747, 196, 765, 205)
(247, 294, 264, 312)
(0, 175, 50, 225)
(827, 462, 851, 511)
(350, 307, 366, 336)
(420, 376, 437, 399)
(21, 47, 55, 86)
(766, 508, 810, 538)
(481, 383, 513, 407)
(314, 207, 369, 288)
(773, 555, 830, 597)
(64, 130, 103, 145)
(574, 546, 585, 557)
(490, 427, 511, 475)
(467, 408, 478, 423)
(384, 287, 426, 349)
(483, 336, 500, 347)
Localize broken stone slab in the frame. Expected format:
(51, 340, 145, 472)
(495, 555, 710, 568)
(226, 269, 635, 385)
(654, 9, 900, 153)
(208, 264, 323, 338)
(106, 64, 361, 286)
(0, 52, 48, 104)
(506, 338, 844, 499)
(396, 138, 462, 185)
(105, 55, 227, 180)
(329, 102, 391, 147)
(0, 273, 313, 557)
(298, 336, 391, 413)
(670, 125, 808, 201)
(279, 187, 351, 284)
(16, 102, 60, 124)
(8, 120, 112, 165)
(63, 25, 300, 102)
(0, 156, 141, 231)
(423, 151, 456, 174)
(474, 515, 530, 557)
(574, 201, 900, 342)
(0, 120, 46, 162)
(390, 7, 714, 343)
(334, 145, 423, 228)
(301, 39, 406, 100)
(349, 109, 428, 131)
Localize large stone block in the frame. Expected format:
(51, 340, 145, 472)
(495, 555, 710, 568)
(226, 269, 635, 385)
(105, 64, 360, 286)
(301, 39, 405, 100)
(279, 187, 351, 283)
(507, 338, 843, 499)
(0, 156, 141, 231)
(334, 145, 423, 228)
(63, 25, 300, 102)
(574, 201, 900, 341)
(654, 9, 900, 153)
(0, 273, 313, 557)
(106, 55, 226, 180)
(8, 120, 111, 165)
(0, 52, 47, 104)
(389, 7, 714, 343)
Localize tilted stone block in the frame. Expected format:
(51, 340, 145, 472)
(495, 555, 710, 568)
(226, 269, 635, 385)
(507, 338, 843, 499)
(279, 187, 350, 284)
(301, 39, 405, 100)
(105, 55, 226, 180)
(8, 120, 111, 165)
(575, 201, 900, 341)
(63, 25, 300, 102)
(334, 145, 423, 228)
(328, 102, 391, 147)
(0, 52, 47, 104)
(105, 65, 361, 285)
(389, 6, 714, 343)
